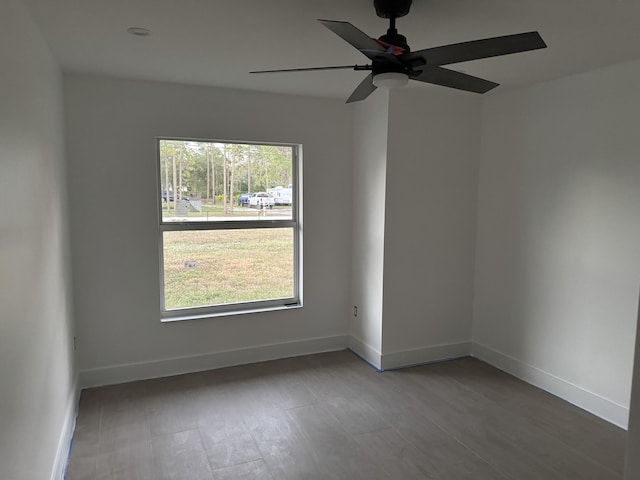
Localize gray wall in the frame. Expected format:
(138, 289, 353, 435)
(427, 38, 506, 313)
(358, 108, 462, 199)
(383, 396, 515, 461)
(64, 75, 354, 386)
(473, 59, 640, 427)
(0, 1, 76, 479)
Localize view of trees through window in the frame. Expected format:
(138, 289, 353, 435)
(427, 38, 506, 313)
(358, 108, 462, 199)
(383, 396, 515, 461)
(158, 139, 299, 315)
(159, 140, 294, 221)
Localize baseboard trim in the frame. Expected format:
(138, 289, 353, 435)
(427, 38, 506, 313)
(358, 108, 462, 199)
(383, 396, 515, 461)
(348, 336, 383, 371)
(80, 334, 349, 388)
(79, 336, 629, 427)
(51, 373, 80, 480)
(472, 341, 629, 429)
(381, 342, 472, 371)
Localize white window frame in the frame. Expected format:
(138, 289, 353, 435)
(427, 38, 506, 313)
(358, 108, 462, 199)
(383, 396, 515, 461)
(157, 137, 302, 321)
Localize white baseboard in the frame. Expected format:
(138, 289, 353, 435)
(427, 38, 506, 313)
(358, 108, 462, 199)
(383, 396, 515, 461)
(80, 334, 349, 388)
(78, 335, 629, 427)
(51, 374, 80, 480)
(472, 341, 629, 429)
(381, 342, 472, 371)
(348, 336, 383, 370)
(348, 338, 471, 372)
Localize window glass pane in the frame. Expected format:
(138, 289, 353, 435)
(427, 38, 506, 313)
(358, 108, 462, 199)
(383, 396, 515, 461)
(159, 140, 293, 222)
(162, 228, 294, 311)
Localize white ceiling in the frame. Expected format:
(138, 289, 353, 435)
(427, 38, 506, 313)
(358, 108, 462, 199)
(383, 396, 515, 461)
(23, 0, 640, 101)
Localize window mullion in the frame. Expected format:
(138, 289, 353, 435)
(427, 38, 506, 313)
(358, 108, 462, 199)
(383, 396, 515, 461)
(160, 219, 296, 232)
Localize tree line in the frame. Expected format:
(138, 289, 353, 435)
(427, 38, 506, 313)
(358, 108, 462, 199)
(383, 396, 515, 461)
(159, 140, 292, 213)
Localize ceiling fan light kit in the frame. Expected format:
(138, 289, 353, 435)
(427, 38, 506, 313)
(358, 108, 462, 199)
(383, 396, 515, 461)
(372, 72, 409, 89)
(251, 0, 547, 103)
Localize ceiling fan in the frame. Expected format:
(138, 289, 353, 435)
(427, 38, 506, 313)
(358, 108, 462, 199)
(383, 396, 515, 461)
(251, 0, 547, 103)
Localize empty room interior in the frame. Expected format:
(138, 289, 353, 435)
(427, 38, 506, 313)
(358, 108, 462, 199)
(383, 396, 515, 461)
(3, 0, 640, 479)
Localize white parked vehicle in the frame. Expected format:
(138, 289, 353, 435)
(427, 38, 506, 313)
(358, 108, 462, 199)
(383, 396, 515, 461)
(267, 186, 292, 206)
(248, 192, 275, 209)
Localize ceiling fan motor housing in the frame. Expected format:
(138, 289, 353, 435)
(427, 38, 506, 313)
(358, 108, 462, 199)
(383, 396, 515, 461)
(374, 0, 412, 19)
(378, 32, 410, 52)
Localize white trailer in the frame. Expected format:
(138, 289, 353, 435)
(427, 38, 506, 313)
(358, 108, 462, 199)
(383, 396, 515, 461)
(267, 186, 292, 206)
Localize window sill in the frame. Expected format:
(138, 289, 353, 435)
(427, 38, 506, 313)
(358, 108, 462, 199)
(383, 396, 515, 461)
(160, 302, 302, 323)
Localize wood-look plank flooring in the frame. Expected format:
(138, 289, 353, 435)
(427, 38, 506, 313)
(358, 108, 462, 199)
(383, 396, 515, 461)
(66, 350, 627, 479)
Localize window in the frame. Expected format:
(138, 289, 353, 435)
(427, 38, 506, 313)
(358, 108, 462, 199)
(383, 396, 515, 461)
(157, 138, 301, 320)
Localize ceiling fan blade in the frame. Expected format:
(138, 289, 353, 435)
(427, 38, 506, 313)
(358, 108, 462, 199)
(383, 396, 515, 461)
(346, 74, 377, 103)
(402, 31, 546, 67)
(412, 67, 499, 94)
(318, 19, 401, 64)
(250, 65, 363, 74)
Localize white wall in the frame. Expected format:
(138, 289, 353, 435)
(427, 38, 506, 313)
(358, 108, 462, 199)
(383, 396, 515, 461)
(0, 1, 77, 479)
(64, 75, 353, 385)
(381, 88, 481, 368)
(349, 91, 389, 368)
(473, 59, 640, 427)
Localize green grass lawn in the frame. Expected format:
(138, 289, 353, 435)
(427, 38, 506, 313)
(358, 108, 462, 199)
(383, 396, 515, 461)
(163, 228, 294, 310)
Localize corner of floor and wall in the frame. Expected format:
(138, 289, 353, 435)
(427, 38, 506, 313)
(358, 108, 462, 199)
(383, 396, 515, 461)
(348, 60, 640, 437)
